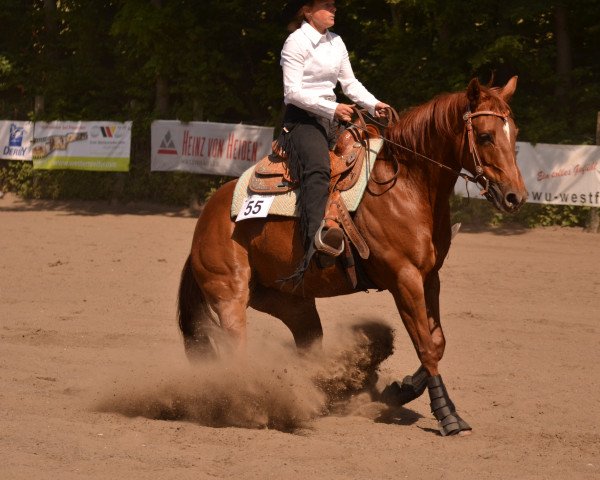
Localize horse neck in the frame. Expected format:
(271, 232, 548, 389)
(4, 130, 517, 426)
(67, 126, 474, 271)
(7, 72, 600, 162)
(384, 94, 466, 207)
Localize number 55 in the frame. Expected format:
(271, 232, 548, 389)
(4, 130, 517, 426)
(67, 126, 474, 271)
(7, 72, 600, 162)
(244, 199, 264, 216)
(252, 200, 264, 214)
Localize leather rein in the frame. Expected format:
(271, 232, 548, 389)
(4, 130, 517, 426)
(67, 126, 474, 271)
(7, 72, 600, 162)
(348, 106, 511, 195)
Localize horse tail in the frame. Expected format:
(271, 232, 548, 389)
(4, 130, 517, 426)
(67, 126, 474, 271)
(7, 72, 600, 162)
(177, 255, 218, 360)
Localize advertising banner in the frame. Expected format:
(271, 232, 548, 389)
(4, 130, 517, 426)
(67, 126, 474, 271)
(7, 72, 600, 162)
(0, 121, 33, 161)
(32, 121, 131, 172)
(151, 120, 274, 177)
(455, 142, 600, 206)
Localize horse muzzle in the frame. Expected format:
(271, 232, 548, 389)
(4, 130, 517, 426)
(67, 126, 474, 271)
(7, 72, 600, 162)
(485, 181, 528, 213)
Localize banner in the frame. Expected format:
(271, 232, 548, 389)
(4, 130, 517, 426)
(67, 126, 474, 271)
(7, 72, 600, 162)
(151, 120, 274, 177)
(32, 121, 131, 172)
(455, 142, 600, 206)
(0, 121, 33, 161)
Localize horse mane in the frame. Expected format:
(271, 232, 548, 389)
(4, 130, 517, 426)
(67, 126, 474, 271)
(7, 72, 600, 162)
(385, 84, 512, 160)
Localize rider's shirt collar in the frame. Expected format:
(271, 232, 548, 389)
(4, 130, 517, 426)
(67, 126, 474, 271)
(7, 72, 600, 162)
(300, 21, 331, 46)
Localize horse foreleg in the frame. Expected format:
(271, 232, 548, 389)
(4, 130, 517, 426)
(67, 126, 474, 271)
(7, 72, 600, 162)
(382, 272, 444, 405)
(249, 285, 323, 351)
(391, 270, 441, 374)
(390, 269, 471, 436)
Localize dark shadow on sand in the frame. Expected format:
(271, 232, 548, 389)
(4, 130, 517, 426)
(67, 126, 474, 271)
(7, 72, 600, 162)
(2, 194, 533, 235)
(374, 404, 423, 426)
(456, 223, 530, 235)
(0, 194, 202, 218)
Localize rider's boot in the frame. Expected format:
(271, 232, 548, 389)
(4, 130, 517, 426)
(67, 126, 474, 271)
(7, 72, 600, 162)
(313, 191, 344, 257)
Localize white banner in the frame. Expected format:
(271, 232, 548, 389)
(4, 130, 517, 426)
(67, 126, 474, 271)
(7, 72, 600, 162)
(32, 121, 131, 172)
(455, 141, 600, 206)
(0, 121, 33, 161)
(151, 120, 273, 177)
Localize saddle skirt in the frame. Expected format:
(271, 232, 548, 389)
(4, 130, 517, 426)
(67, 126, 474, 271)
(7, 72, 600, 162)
(230, 135, 384, 219)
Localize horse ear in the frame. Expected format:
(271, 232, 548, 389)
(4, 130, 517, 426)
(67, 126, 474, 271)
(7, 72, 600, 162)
(500, 76, 518, 103)
(466, 78, 481, 109)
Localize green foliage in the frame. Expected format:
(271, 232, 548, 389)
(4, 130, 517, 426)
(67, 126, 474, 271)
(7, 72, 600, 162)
(0, 159, 229, 205)
(0, 0, 598, 228)
(522, 204, 590, 228)
(451, 196, 591, 228)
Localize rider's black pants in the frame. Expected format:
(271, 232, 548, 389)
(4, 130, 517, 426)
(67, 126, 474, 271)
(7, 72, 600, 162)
(282, 105, 340, 250)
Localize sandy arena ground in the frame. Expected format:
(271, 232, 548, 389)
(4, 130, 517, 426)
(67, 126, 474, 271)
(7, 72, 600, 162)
(1, 192, 599, 479)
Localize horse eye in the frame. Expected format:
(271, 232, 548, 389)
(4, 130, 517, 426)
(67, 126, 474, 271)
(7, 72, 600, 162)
(477, 133, 493, 144)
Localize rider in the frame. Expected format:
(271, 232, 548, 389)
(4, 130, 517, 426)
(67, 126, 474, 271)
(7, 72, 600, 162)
(278, 0, 390, 279)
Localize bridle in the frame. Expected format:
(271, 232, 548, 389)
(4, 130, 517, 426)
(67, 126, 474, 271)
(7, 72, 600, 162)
(348, 106, 512, 195)
(462, 108, 511, 195)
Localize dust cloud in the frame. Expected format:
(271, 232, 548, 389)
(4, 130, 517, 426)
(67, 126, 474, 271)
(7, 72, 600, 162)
(95, 320, 394, 431)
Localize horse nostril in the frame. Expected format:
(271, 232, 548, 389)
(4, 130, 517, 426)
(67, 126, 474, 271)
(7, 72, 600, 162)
(505, 192, 520, 207)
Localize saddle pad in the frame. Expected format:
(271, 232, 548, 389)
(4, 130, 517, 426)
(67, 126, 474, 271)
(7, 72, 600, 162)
(230, 138, 383, 218)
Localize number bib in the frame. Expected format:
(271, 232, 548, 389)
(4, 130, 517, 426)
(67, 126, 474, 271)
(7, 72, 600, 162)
(235, 195, 275, 221)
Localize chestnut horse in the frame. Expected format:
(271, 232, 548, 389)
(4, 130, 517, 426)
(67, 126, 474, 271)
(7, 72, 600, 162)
(178, 77, 527, 436)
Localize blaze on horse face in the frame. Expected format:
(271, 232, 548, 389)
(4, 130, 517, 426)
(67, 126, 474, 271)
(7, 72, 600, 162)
(465, 76, 528, 213)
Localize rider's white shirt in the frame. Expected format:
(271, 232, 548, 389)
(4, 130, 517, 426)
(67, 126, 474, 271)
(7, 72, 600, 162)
(280, 21, 379, 120)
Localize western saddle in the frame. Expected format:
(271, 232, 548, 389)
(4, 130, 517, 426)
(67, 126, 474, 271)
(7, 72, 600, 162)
(248, 121, 380, 287)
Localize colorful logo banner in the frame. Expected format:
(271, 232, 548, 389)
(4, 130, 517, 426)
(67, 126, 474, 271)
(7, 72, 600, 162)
(0, 121, 33, 161)
(151, 120, 274, 177)
(32, 121, 131, 172)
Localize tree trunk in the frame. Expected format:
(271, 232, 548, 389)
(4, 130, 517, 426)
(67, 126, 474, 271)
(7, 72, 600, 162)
(34, 95, 45, 116)
(150, 0, 169, 116)
(389, 3, 402, 29)
(193, 99, 203, 121)
(584, 111, 600, 232)
(43, 0, 58, 38)
(554, 3, 572, 106)
(43, 0, 59, 59)
(155, 75, 169, 117)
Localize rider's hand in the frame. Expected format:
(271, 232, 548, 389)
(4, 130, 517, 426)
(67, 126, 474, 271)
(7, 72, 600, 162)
(374, 102, 391, 118)
(334, 103, 355, 123)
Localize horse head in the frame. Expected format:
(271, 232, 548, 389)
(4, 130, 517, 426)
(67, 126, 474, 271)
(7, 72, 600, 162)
(462, 76, 528, 213)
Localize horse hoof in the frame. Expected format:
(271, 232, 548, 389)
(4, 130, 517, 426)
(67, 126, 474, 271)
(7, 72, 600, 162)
(380, 367, 428, 406)
(427, 375, 472, 437)
(437, 412, 472, 437)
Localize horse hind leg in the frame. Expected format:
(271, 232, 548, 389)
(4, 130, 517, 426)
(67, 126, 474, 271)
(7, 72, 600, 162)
(179, 254, 252, 360)
(178, 255, 219, 360)
(180, 258, 320, 363)
(249, 285, 323, 351)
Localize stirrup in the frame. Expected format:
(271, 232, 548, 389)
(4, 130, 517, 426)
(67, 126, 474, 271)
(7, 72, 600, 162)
(314, 221, 344, 257)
